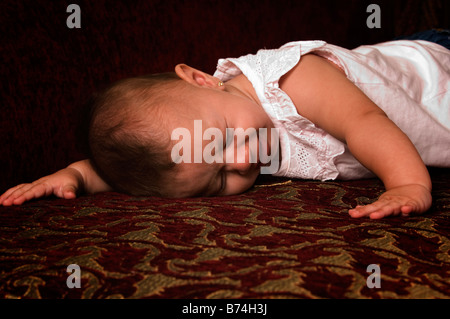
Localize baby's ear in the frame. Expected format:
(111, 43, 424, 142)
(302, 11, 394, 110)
(175, 64, 217, 88)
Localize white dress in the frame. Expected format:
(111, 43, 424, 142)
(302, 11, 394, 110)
(213, 40, 450, 180)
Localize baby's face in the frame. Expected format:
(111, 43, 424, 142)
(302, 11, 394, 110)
(161, 83, 278, 197)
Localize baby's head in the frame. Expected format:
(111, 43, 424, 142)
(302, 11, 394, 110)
(87, 72, 182, 197)
(87, 65, 279, 198)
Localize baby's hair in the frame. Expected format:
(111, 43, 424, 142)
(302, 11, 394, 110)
(87, 72, 181, 196)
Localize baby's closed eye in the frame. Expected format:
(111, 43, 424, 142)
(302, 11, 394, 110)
(215, 171, 226, 196)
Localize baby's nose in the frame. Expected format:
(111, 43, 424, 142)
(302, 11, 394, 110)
(224, 138, 259, 175)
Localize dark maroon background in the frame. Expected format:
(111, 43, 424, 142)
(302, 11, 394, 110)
(1, 0, 449, 193)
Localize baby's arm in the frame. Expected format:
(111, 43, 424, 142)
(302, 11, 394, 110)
(0, 159, 112, 206)
(280, 54, 432, 219)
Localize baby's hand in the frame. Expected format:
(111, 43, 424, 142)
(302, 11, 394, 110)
(348, 184, 432, 219)
(0, 167, 83, 206)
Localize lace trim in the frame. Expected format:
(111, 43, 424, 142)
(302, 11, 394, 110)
(214, 41, 345, 181)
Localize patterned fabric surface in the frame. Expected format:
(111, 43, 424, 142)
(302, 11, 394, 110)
(1, 169, 449, 299)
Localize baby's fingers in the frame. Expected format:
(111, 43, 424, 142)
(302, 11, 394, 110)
(348, 204, 380, 218)
(349, 201, 406, 219)
(1, 182, 51, 206)
(15, 182, 55, 205)
(0, 184, 30, 206)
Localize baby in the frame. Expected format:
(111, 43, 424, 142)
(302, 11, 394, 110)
(1, 30, 450, 219)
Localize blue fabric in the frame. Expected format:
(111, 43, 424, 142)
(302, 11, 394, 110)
(394, 29, 450, 50)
